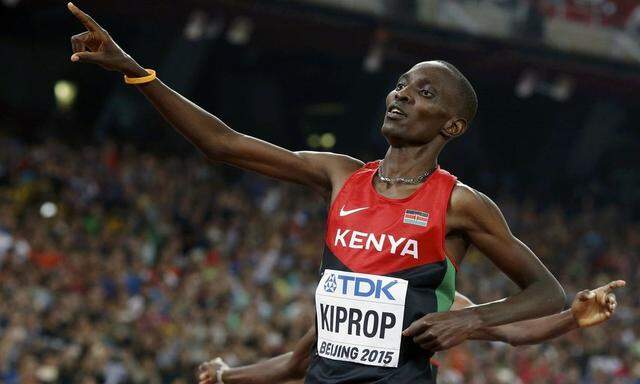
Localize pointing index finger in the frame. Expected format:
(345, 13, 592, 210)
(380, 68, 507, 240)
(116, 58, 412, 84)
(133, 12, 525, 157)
(605, 280, 626, 293)
(67, 2, 103, 32)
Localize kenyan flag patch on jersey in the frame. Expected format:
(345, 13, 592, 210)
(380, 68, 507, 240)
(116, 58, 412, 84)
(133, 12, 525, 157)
(403, 210, 429, 227)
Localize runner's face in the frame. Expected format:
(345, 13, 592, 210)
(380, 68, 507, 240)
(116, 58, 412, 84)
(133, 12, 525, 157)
(381, 63, 455, 145)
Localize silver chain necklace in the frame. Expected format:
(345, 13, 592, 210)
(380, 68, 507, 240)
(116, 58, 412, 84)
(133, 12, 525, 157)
(377, 160, 437, 185)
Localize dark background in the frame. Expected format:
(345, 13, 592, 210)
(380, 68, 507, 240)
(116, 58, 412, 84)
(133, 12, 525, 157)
(2, 0, 639, 209)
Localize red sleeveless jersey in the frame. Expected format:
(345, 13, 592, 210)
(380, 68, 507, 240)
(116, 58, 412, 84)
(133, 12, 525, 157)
(326, 160, 457, 274)
(307, 161, 458, 384)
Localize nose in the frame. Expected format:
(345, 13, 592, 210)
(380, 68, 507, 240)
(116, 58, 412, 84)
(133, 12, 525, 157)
(394, 87, 412, 103)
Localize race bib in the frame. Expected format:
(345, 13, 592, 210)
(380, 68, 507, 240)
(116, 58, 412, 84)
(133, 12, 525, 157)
(315, 269, 408, 368)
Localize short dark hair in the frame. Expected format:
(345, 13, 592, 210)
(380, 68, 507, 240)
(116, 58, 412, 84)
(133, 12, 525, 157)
(435, 60, 478, 123)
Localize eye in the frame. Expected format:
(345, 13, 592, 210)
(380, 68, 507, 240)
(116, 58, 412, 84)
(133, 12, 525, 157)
(395, 83, 405, 91)
(420, 89, 434, 98)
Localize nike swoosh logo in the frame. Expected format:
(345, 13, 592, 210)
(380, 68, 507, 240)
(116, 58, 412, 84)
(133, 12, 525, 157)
(339, 205, 369, 217)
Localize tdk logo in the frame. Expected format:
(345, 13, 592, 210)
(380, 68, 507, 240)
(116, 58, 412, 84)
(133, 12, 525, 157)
(324, 274, 337, 293)
(330, 274, 398, 301)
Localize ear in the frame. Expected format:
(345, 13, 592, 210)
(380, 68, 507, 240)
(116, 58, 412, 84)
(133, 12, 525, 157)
(441, 118, 467, 139)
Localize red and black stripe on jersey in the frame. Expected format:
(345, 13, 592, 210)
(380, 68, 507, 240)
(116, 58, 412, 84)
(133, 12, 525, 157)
(306, 161, 457, 384)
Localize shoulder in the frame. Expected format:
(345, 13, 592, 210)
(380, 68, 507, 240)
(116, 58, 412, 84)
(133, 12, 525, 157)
(449, 182, 491, 214)
(297, 151, 363, 174)
(448, 182, 506, 232)
(297, 151, 364, 198)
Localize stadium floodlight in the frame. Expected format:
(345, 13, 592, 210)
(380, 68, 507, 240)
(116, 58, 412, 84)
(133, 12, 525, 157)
(226, 17, 253, 45)
(39, 202, 58, 218)
(363, 28, 389, 73)
(307, 134, 321, 148)
(550, 76, 574, 102)
(184, 10, 223, 41)
(184, 10, 208, 41)
(515, 70, 537, 99)
(320, 133, 336, 149)
(54, 80, 77, 111)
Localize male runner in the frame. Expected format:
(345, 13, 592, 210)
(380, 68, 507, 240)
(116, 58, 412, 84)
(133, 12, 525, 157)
(196, 280, 625, 383)
(68, 4, 567, 383)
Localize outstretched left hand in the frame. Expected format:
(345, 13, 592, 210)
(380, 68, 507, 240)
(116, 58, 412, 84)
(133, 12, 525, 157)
(571, 280, 625, 328)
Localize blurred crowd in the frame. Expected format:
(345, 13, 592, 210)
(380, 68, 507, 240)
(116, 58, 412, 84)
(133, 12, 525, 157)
(0, 136, 637, 384)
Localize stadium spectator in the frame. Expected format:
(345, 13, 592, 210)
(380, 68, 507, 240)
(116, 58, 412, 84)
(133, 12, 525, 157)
(0, 136, 637, 383)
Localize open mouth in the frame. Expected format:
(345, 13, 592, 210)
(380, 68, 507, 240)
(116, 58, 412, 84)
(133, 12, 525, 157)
(386, 105, 407, 119)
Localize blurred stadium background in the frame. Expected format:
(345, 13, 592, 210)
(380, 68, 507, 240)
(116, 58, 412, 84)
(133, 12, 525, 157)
(1, 0, 639, 383)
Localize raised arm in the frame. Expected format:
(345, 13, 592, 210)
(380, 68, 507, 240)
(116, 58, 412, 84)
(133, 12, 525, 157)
(66, 3, 362, 198)
(404, 184, 566, 351)
(453, 281, 624, 346)
(198, 326, 316, 384)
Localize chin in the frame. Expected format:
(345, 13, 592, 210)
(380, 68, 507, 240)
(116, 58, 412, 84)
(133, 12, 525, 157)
(382, 119, 408, 135)
(381, 123, 407, 146)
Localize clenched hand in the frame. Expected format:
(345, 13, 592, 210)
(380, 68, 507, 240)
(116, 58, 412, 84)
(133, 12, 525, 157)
(197, 357, 229, 384)
(402, 309, 483, 352)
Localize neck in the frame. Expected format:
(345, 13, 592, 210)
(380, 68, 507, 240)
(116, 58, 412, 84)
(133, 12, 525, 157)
(381, 136, 446, 178)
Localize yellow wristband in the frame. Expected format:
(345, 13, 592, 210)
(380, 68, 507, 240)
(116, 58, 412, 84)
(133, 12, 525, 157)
(124, 69, 156, 84)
